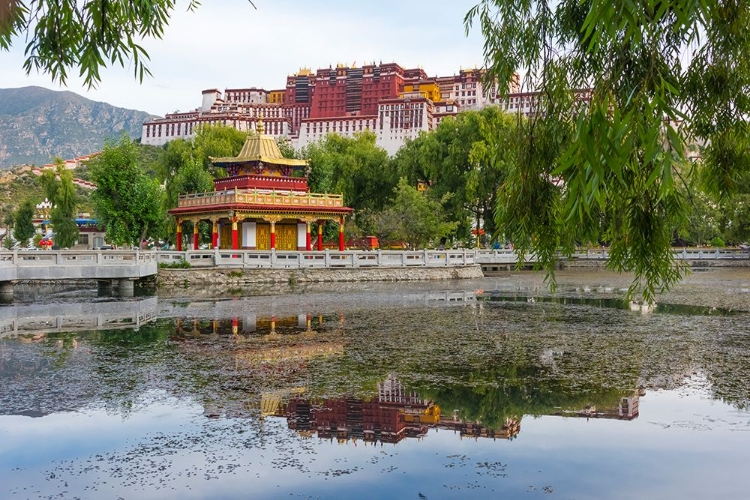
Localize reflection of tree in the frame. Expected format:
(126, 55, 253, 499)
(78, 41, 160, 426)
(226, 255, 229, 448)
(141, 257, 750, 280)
(86, 321, 174, 417)
(413, 366, 629, 429)
(705, 326, 750, 410)
(5, 295, 749, 422)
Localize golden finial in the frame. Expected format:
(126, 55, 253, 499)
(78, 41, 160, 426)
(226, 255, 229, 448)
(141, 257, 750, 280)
(257, 112, 264, 135)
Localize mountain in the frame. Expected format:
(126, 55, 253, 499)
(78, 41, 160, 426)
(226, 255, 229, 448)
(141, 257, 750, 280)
(0, 86, 158, 169)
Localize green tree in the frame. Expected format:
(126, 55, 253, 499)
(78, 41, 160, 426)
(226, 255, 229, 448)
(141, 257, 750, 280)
(679, 190, 722, 247)
(90, 135, 164, 247)
(39, 159, 79, 248)
(192, 124, 248, 172)
(157, 139, 194, 195)
(166, 154, 214, 244)
(302, 132, 396, 215)
(394, 107, 518, 244)
(39, 157, 64, 203)
(0, 1, 255, 87)
(1, 207, 14, 247)
(49, 169, 79, 248)
(299, 141, 335, 194)
(720, 194, 750, 245)
(276, 138, 298, 160)
(168, 155, 214, 207)
(379, 178, 458, 249)
(466, 0, 750, 301)
(156, 125, 246, 194)
(13, 199, 36, 245)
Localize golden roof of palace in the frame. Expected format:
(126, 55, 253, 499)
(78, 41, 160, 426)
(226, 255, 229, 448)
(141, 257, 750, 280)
(211, 119, 307, 167)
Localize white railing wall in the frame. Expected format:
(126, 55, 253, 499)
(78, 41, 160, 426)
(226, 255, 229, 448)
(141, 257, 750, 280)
(163, 249, 477, 269)
(475, 248, 750, 264)
(0, 247, 746, 281)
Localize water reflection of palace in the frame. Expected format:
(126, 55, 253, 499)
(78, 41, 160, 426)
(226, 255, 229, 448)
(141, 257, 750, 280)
(279, 376, 521, 445)
(551, 393, 642, 421)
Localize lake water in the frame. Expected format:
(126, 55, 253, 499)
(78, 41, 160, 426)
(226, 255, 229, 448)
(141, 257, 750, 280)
(2, 270, 750, 499)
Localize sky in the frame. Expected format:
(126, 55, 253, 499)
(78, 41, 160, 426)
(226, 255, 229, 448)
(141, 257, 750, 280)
(0, 0, 488, 116)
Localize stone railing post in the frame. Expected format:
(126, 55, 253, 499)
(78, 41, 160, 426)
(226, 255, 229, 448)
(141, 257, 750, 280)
(270, 249, 277, 267)
(325, 249, 330, 267)
(401, 251, 407, 267)
(377, 249, 382, 266)
(214, 246, 220, 266)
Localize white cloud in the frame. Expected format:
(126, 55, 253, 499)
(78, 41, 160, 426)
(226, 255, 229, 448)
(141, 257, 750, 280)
(0, 0, 487, 114)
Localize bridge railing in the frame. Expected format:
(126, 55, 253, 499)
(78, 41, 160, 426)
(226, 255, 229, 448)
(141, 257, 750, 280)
(673, 248, 750, 260)
(477, 248, 749, 263)
(0, 250, 159, 282)
(564, 248, 749, 261)
(6, 249, 159, 266)
(475, 249, 529, 263)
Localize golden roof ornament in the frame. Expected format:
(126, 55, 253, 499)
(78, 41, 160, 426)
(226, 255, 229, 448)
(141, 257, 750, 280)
(257, 112, 264, 135)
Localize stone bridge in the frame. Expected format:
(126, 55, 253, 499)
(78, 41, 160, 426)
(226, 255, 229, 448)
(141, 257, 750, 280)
(0, 297, 158, 338)
(474, 248, 750, 273)
(0, 250, 158, 297)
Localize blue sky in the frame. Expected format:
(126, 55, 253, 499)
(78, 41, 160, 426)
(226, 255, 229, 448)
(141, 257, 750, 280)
(0, 0, 487, 116)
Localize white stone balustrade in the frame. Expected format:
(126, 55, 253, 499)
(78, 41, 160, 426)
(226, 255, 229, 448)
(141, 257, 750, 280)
(0, 250, 158, 281)
(166, 249, 477, 269)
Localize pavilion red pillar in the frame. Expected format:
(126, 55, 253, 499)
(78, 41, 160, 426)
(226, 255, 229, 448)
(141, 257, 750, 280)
(176, 219, 182, 251)
(270, 222, 276, 250)
(338, 218, 345, 251)
(212, 220, 219, 249)
(231, 218, 239, 250)
(305, 222, 311, 251)
(317, 221, 323, 251)
(193, 223, 200, 250)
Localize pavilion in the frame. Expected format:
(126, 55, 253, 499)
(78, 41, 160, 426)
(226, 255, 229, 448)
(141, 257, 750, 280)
(168, 120, 352, 251)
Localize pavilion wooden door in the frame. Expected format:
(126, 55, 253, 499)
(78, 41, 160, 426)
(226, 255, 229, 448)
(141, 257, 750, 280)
(276, 224, 297, 250)
(256, 224, 270, 250)
(220, 225, 232, 249)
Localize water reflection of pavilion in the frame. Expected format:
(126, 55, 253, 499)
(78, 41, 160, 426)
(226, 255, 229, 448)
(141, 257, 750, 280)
(279, 376, 521, 445)
(173, 313, 340, 337)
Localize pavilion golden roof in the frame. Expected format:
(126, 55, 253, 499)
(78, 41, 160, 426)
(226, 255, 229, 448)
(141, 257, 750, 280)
(210, 123, 308, 167)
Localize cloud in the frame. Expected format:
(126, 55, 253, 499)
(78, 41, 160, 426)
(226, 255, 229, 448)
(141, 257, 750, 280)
(0, 0, 487, 114)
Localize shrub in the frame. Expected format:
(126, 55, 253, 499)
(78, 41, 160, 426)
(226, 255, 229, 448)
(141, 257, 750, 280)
(158, 258, 191, 269)
(709, 237, 726, 248)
